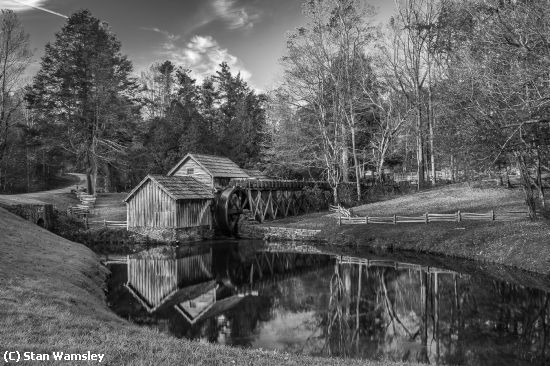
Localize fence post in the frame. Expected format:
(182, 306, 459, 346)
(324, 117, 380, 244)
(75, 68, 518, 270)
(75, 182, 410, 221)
(491, 210, 495, 221)
(425, 213, 429, 224)
(457, 210, 461, 222)
(393, 214, 397, 225)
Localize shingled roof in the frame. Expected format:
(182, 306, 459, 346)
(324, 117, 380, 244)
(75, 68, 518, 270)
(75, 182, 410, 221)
(124, 175, 213, 202)
(167, 153, 250, 178)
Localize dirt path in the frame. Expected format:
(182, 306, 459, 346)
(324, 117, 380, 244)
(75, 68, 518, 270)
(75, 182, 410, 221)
(0, 173, 85, 208)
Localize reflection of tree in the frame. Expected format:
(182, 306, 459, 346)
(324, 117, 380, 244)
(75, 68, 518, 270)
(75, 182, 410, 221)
(379, 269, 414, 338)
(323, 263, 352, 357)
(111, 248, 550, 364)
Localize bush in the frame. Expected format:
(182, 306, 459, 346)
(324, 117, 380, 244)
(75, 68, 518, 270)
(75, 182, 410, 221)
(303, 185, 332, 211)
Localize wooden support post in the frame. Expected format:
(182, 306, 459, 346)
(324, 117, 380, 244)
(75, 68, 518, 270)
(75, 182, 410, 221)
(457, 210, 461, 222)
(104, 218, 107, 228)
(491, 209, 495, 221)
(393, 214, 397, 225)
(425, 213, 429, 224)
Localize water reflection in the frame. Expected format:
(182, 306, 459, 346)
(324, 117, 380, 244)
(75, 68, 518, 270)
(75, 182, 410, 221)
(107, 241, 550, 365)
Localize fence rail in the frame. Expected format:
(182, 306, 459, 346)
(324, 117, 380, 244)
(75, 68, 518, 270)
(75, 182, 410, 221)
(339, 210, 505, 225)
(329, 204, 351, 218)
(90, 219, 127, 228)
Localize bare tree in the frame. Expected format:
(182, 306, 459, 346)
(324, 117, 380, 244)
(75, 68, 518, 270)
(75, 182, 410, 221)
(0, 10, 31, 179)
(382, 0, 441, 189)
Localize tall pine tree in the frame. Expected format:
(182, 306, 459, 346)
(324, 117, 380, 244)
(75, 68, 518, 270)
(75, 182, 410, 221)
(26, 10, 136, 194)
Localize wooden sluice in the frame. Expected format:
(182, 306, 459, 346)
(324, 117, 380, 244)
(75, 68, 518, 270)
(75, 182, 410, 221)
(125, 250, 213, 312)
(228, 179, 332, 223)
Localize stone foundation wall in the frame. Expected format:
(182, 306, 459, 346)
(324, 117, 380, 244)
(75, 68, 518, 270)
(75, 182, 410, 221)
(1, 203, 55, 230)
(241, 224, 323, 242)
(128, 226, 214, 243)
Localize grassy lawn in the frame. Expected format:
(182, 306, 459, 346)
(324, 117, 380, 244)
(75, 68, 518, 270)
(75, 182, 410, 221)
(0, 207, 418, 366)
(89, 193, 127, 222)
(260, 183, 550, 274)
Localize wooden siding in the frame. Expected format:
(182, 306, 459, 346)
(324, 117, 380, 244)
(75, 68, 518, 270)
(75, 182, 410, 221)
(127, 258, 178, 310)
(126, 251, 212, 312)
(127, 180, 212, 229)
(128, 180, 176, 228)
(172, 159, 213, 188)
(176, 199, 212, 228)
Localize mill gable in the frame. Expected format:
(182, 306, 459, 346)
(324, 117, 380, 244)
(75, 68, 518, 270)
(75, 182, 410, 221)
(167, 153, 250, 189)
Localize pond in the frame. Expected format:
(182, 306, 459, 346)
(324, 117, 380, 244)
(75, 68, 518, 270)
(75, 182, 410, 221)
(106, 240, 550, 365)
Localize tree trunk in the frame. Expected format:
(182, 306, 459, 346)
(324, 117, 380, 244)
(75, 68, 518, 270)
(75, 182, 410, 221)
(415, 85, 425, 191)
(427, 50, 436, 186)
(342, 124, 349, 183)
(104, 163, 113, 193)
(450, 154, 455, 182)
(85, 150, 97, 195)
(351, 127, 361, 202)
(516, 153, 537, 219)
(537, 150, 545, 209)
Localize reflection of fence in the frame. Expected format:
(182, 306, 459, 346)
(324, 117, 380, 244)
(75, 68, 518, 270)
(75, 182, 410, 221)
(339, 210, 497, 225)
(337, 256, 458, 275)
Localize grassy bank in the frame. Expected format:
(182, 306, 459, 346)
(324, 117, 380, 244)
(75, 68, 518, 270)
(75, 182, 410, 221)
(262, 184, 550, 274)
(0, 207, 416, 366)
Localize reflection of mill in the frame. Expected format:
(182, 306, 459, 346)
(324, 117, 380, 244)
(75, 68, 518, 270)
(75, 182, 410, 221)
(125, 246, 330, 325)
(122, 245, 550, 365)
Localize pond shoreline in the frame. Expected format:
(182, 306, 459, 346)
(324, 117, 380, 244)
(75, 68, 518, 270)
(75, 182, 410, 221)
(246, 184, 550, 276)
(0, 207, 416, 366)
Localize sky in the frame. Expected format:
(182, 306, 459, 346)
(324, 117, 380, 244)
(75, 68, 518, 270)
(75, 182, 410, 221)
(2, 0, 395, 91)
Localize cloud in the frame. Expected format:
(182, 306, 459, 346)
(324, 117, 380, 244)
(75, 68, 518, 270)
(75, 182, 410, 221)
(171, 34, 252, 82)
(143, 28, 252, 83)
(140, 27, 181, 51)
(212, 0, 261, 30)
(2, 0, 67, 18)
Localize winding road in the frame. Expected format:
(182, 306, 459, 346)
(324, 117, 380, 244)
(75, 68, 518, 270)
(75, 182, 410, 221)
(0, 173, 86, 208)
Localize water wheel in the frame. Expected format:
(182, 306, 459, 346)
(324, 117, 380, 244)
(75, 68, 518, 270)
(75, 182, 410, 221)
(214, 187, 248, 235)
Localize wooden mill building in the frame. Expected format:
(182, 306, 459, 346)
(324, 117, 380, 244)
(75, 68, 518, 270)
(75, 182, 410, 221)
(167, 153, 250, 189)
(124, 175, 213, 231)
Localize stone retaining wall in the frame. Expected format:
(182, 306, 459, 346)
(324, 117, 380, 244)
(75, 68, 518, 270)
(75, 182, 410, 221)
(0, 203, 55, 230)
(241, 224, 324, 242)
(129, 226, 214, 243)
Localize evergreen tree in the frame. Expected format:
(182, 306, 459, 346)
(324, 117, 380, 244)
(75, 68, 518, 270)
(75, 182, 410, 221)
(25, 10, 136, 194)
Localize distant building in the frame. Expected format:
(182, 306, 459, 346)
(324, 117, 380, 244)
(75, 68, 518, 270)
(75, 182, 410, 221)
(167, 153, 250, 189)
(243, 169, 270, 180)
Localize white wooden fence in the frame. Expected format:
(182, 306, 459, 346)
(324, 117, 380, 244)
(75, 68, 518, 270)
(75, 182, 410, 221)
(339, 210, 498, 225)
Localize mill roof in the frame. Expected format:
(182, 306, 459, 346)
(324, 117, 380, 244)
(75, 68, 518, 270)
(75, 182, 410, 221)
(167, 153, 250, 178)
(124, 175, 214, 203)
